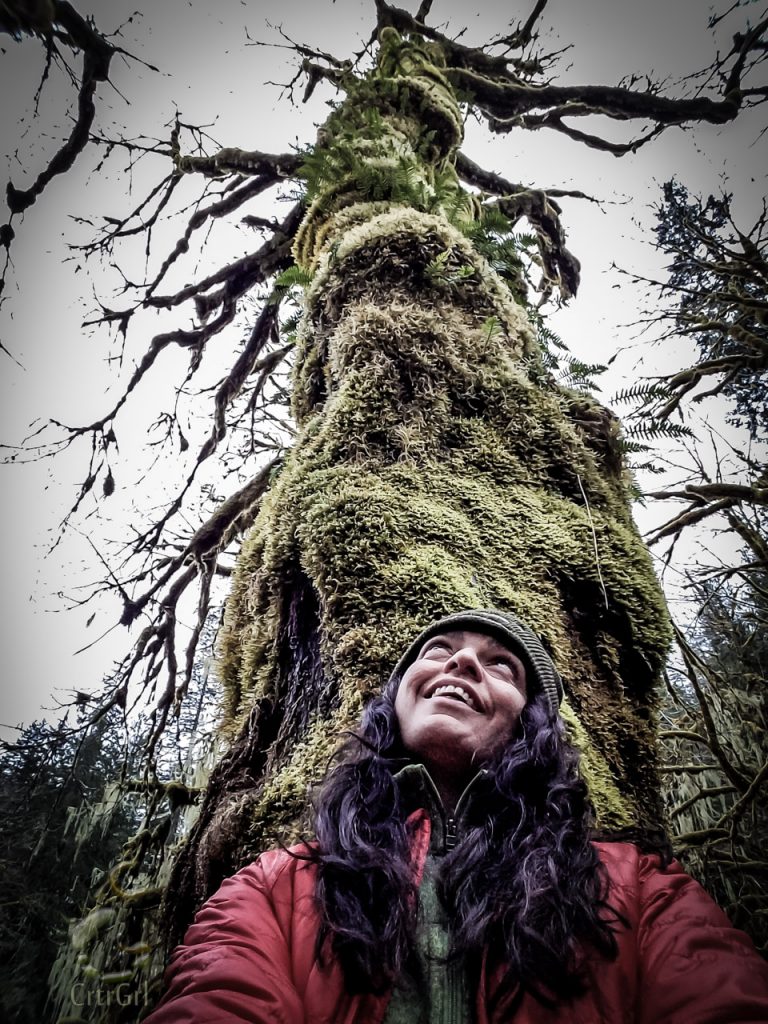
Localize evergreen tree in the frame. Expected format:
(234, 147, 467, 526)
(0, 711, 137, 1023)
(618, 180, 767, 547)
(661, 560, 768, 952)
(654, 181, 766, 435)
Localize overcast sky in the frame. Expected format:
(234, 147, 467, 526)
(0, 0, 765, 736)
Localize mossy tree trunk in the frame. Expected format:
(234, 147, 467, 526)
(166, 26, 671, 936)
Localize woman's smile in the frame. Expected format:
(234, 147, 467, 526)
(394, 629, 528, 794)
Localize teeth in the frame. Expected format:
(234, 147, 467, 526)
(432, 684, 476, 710)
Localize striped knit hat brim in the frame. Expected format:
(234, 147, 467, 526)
(388, 609, 563, 716)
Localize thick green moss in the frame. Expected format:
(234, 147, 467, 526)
(218, 27, 672, 833)
(220, 293, 671, 822)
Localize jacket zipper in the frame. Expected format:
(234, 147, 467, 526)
(445, 817, 458, 851)
(444, 769, 487, 853)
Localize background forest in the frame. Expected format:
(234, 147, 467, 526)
(0, 0, 766, 1020)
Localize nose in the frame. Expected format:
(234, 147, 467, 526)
(447, 645, 482, 680)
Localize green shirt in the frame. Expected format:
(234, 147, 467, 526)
(381, 765, 485, 1024)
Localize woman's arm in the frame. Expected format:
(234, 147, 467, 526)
(143, 855, 306, 1024)
(638, 854, 768, 1024)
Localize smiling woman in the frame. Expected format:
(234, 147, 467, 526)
(146, 609, 768, 1024)
(394, 619, 535, 809)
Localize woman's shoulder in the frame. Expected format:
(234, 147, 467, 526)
(592, 839, 660, 870)
(216, 842, 319, 899)
(591, 838, 697, 920)
(591, 829, 677, 883)
(591, 841, 768, 1015)
(592, 838, 738, 930)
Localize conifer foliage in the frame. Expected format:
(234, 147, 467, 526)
(660, 570, 768, 953)
(0, 712, 137, 1023)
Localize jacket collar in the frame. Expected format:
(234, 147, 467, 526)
(393, 762, 488, 854)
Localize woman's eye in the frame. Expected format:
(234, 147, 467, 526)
(489, 658, 515, 676)
(424, 641, 451, 656)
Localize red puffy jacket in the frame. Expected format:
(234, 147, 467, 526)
(147, 813, 768, 1023)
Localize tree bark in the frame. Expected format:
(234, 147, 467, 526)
(169, 26, 672, 939)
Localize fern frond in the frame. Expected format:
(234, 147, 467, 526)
(628, 460, 666, 475)
(280, 310, 303, 335)
(274, 265, 314, 290)
(612, 380, 672, 406)
(618, 439, 652, 454)
(624, 419, 694, 441)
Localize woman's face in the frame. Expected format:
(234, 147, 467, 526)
(394, 629, 527, 784)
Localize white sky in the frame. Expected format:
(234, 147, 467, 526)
(0, 0, 765, 736)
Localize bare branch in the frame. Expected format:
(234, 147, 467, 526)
(670, 784, 737, 818)
(4, 2, 116, 217)
(646, 496, 740, 546)
(172, 145, 302, 180)
(449, 70, 745, 144)
(672, 625, 752, 793)
(714, 759, 768, 831)
(647, 482, 768, 506)
(145, 201, 302, 310)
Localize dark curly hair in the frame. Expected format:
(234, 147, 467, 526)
(310, 670, 627, 1008)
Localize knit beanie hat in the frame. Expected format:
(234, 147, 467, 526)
(389, 608, 564, 716)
